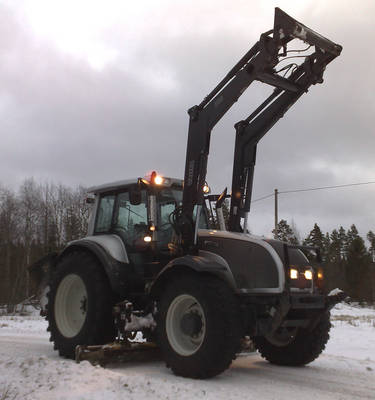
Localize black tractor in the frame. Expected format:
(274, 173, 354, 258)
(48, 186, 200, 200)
(30, 9, 344, 379)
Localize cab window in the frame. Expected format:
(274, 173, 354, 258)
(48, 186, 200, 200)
(157, 188, 209, 247)
(194, 205, 209, 229)
(95, 194, 115, 233)
(114, 191, 148, 245)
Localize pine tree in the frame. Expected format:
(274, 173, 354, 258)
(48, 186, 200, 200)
(367, 231, 375, 261)
(323, 232, 331, 259)
(328, 229, 341, 263)
(273, 219, 298, 244)
(304, 223, 323, 246)
(346, 224, 359, 244)
(325, 228, 347, 293)
(345, 225, 372, 301)
(304, 223, 326, 261)
(338, 226, 347, 260)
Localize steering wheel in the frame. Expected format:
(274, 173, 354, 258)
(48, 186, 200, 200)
(158, 222, 173, 232)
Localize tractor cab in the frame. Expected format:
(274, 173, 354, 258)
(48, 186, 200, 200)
(86, 173, 209, 281)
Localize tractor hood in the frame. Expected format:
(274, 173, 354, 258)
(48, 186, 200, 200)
(197, 230, 311, 294)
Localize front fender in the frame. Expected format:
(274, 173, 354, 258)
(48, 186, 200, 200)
(148, 250, 236, 297)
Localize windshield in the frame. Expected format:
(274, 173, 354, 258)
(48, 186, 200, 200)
(157, 187, 209, 240)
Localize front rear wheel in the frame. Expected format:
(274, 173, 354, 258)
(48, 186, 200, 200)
(156, 274, 242, 379)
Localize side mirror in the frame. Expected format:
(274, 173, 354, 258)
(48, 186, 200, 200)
(129, 184, 142, 205)
(85, 196, 95, 204)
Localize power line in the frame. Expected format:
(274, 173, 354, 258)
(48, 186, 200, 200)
(251, 193, 274, 203)
(251, 180, 375, 203)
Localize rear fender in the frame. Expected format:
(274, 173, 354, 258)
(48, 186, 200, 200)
(57, 237, 129, 295)
(28, 235, 130, 304)
(148, 250, 236, 298)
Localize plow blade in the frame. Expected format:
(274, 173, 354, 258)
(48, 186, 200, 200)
(75, 341, 161, 366)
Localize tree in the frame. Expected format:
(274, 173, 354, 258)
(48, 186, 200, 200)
(303, 223, 328, 265)
(328, 229, 341, 263)
(273, 219, 298, 244)
(338, 226, 347, 260)
(367, 231, 375, 262)
(345, 225, 372, 301)
(212, 199, 231, 230)
(0, 179, 90, 308)
(324, 229, 346, 293)
(18, 178, 42, 297)
(0, 187, 21, 309)
(304, 223, 324, 251)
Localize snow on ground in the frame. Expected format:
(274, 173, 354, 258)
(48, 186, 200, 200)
(0, 304, 374, 400)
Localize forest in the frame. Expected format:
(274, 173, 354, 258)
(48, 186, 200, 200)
(273, 219, 375, 302)
(0, 179, 374, 309)
(0, 179, 89, 309)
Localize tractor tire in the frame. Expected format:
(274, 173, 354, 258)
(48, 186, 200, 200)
(46, 251, 116, 358)
(253, 311, 331, 366)
(156, 274, 242, 379)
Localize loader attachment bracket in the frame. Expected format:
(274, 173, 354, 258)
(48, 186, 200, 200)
(274, 8, 342, 56)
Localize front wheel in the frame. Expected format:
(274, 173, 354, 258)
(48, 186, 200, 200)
(156, 274, 242, 379)
(253, 311, 331, 366)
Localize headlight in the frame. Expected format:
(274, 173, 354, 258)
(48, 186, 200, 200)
(304, 270, 313, 280)
(289, 268, 298, 280)
(317, 270, 323, 280)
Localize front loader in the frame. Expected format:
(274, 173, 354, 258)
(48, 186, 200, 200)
(29, 8, 345, 379)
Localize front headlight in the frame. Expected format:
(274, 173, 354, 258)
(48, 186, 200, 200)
(304, 270, 313, 280)
(289, 268, 299, 280)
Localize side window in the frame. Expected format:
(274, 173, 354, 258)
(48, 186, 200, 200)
(115, 191, 148, 244)
(95, 194, 115, 233)
(160, 202, 175, 225)
(158, 188, 182, 226)
(194, 205, 209, 229)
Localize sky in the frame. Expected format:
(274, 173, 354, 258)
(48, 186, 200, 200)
(0, 0, 374, 240)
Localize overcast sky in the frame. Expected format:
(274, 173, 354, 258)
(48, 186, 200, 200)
(0, 0, 374, 239)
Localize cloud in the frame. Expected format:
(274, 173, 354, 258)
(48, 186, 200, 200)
(0, 1, 374, 238)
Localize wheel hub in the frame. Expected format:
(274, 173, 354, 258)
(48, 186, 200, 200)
(166, 294, 206, 356)
(54, 274, 88, 338)
(180, 311, 203, 337)
(80, 296, 87, 314)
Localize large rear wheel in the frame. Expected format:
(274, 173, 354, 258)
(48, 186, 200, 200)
(156, 274, 242, 379)
(47, 251, 116, 358)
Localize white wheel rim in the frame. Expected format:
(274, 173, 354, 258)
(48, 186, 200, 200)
(54, 274, 88, 338)
(166, 294, 206, 356)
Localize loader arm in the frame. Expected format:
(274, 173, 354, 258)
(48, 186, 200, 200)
(179, 8, 342, 251)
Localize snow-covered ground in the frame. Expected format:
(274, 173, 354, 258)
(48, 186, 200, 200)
(0, 304, 374, 400)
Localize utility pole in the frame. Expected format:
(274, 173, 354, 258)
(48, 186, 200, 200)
(274, 188, 278, 233)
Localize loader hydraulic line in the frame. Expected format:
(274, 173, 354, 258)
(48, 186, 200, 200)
(179, 8, 342, 252)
